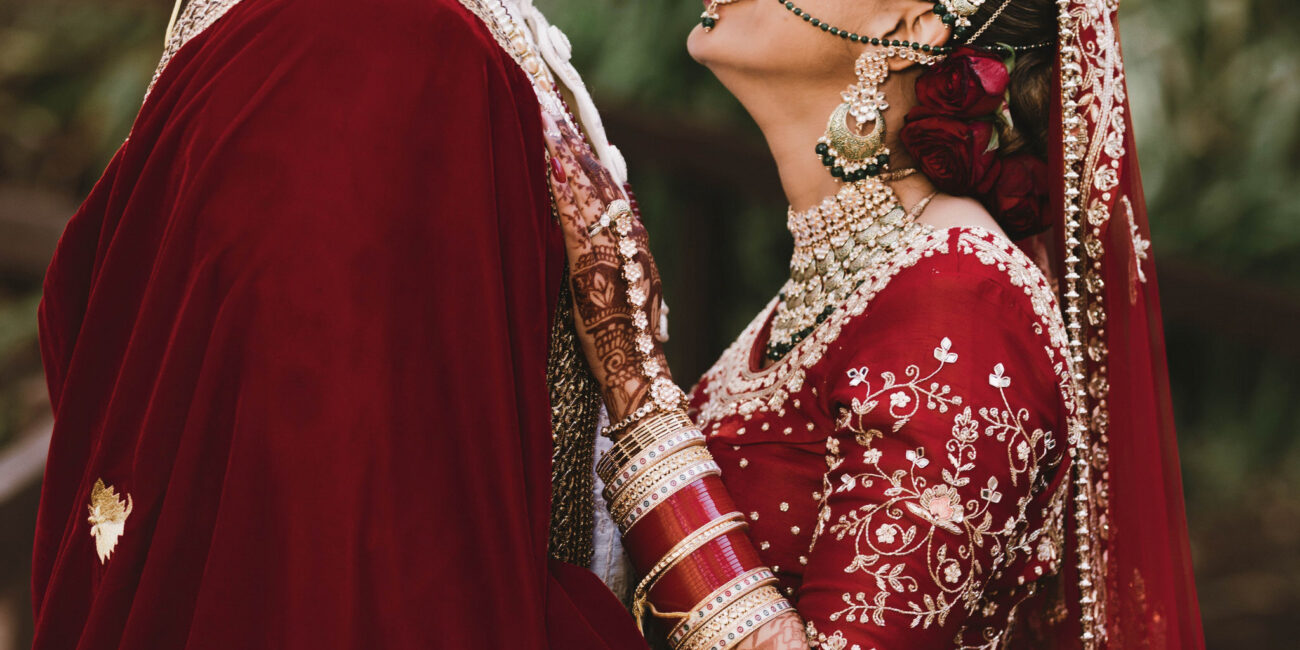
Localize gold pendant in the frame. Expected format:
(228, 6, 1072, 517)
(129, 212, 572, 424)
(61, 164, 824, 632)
(87, 479, 133, 564)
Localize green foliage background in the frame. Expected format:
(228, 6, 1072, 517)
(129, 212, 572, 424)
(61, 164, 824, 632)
(1, 0, 1297, 646)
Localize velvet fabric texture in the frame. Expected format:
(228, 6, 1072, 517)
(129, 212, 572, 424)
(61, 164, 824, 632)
(690, 228, 1076, 648)
(33, 1, 645, 648)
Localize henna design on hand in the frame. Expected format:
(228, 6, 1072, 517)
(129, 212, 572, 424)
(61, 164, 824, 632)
(546, 120, 671, 422)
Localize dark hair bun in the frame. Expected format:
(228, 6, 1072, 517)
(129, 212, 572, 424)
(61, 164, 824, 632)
(967, 0, 1057, 158)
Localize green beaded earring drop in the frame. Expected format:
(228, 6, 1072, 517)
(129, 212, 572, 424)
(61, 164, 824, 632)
(700, 0, 742, 32)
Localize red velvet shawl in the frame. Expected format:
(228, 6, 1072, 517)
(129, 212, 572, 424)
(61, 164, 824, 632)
(32, 1, 645, 647)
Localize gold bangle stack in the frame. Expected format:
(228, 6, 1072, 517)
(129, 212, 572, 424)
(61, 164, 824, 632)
(601, 410, 796, 650)
(597, 411, 697, 481)
(685, 589, 793, 650)
(667, 568, 779, 647)
(607, 445, 714, 514)
(602, 428, 706, 499)
(599, 411, 718, 532)
(613, 457, 722, 532)
(630, 513, 748, 631)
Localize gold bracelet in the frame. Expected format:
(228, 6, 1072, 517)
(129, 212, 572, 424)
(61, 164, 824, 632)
(631, 513, 748, 633)
(598, 410, 696, 480)
(601, 428, 706, 498)
(678, 585, 788, 650)
(683, 590, 793, 650)
(601, 379, 690, 439)
(614, 458, 721, 532)
(606, 445, 713, 507)
(668, 568, 779, 647)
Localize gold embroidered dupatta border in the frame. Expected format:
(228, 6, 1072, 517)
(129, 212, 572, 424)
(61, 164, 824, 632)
(146, 0, 244, 100)
(456, 0, 604, 565)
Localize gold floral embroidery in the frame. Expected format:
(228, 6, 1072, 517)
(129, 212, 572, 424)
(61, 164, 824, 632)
(804, 620, 860, 650)
(87, 479, 133, 564)
(700, 229, 1086, 647)
(815, 337, 1060, 631)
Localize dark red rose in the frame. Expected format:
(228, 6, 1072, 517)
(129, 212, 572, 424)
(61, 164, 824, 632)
(914, 46, 1010, 119)
(900, 115, 999, 195)
(983, 153, 1051, 239)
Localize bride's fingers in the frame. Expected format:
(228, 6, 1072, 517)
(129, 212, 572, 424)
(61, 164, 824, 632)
(546, 119, 626, 235)
(542, 120, 600, 261)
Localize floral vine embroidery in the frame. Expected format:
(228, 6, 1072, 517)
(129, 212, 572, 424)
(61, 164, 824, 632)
(814, 337, 1058, 631)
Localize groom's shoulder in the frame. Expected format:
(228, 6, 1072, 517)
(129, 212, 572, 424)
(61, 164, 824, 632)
(281, 0, 499, 56)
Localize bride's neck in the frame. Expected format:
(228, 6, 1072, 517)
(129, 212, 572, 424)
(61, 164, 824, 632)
(728, 69, 934, 213)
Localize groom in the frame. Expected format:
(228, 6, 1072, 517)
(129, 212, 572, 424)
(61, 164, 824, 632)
(31, 0, 645, 647)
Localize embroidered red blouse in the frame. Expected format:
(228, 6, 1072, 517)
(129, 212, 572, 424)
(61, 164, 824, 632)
(689, 227, 1080, 649)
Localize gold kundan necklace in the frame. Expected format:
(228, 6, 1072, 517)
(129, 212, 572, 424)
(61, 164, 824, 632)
(765, 175, 934, 361)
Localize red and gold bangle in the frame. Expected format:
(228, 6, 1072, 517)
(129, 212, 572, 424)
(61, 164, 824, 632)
(613, 458, 722, 532)
(622, 476, 740, 570)
(668, 568, 778, 647)
(678, 585, 787, 650)
(598, 410, 696, 477)
(605, 445, 712, 507)
(607, 446, 713, 509)
(631, 512, 748, 632)
(601, 427, 706, 498)
(684, 590, 793, 650)
(647, 528, 761, 615)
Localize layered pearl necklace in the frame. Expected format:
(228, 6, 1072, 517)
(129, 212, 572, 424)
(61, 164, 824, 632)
(766, 177, 933, 361)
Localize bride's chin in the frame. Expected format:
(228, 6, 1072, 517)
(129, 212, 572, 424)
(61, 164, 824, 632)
(685, 23, 711, 64)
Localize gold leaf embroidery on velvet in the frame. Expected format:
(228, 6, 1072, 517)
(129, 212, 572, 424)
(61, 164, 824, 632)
(815, 338, 1061, 632)
(801, 231, 1082, 646)
(87, 479, 133, 564)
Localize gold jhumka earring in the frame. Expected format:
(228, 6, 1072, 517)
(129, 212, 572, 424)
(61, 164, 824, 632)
(816, 47, 945, 183)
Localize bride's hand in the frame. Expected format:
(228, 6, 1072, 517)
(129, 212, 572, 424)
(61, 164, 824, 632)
(544, 116, 810, 650)
(542, 115, 672, 424)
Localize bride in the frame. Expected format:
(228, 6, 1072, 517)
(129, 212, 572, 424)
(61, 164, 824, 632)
(545, 0, 1202, 648)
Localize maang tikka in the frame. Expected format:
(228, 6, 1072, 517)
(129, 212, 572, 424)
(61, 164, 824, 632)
(817, 46, 944, 183)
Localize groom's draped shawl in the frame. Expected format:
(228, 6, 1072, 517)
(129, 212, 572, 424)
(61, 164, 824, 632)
(32, 0, 645, 647)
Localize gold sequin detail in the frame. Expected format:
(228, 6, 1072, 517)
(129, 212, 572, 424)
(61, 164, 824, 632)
(546, 276, 603, 565)
(87, 479, 133, 564)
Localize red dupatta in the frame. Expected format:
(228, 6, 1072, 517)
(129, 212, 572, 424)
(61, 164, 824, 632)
(1016, 1, 1205, 647)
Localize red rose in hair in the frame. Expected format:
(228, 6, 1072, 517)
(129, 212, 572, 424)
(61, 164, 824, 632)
(913, 46, 1010, 119)
(900, 115, 999, 195)
(983, 153, 1051, 239)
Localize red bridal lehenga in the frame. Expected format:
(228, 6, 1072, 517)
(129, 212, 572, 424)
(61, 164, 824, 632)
(688, 1, 1204, 649)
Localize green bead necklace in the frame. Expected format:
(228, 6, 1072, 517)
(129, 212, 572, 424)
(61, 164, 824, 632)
(771, 0, 956, 54)
(702, 1, 1054, 54)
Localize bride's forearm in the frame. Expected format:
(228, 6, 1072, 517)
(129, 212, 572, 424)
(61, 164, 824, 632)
(735, 613, 812, 650)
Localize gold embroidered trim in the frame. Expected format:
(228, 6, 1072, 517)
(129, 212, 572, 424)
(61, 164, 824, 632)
(693, 225, 948, 427)
(546, 276, 603, 565)
(454, 0, 565, 117)
(145, 0, 244, 100)
(1058, 1, 1125, 644)
(87, 479, 133, 564)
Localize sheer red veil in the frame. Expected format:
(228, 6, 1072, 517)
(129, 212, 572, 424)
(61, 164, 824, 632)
(1011, 0, 1204, 647)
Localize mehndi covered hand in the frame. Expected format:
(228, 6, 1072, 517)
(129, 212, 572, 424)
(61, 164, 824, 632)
(542, 114, 810, 650)
(542, 115, 677, 429)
